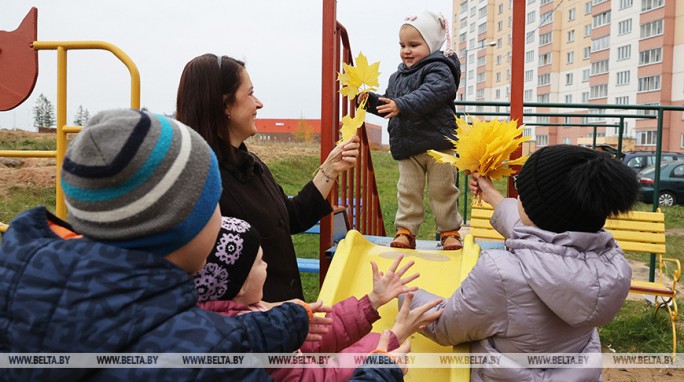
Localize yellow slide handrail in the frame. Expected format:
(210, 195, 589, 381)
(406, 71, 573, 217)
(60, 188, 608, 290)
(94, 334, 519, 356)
(0, 40, 140, 223)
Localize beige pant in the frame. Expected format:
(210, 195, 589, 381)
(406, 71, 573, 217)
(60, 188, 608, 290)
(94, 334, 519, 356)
(395, 150, 463, 235)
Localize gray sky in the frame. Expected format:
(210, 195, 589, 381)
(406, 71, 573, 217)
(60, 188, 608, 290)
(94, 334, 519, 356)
(0, 0, 452, 144)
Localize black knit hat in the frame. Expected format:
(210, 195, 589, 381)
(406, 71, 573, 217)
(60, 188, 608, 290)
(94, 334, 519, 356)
(515, 145, 636, 233)
(193, 216, 261, 301)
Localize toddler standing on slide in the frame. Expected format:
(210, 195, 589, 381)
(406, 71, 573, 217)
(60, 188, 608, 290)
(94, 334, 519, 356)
(362, 10, 463, 251)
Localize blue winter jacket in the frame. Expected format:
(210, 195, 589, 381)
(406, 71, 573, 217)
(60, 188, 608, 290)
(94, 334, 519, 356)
(366, 51, 461, 160)
(0, 207, 310, 381)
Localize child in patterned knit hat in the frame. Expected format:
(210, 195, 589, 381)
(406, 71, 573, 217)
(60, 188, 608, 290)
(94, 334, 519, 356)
(0, 109, 339, 381)
(403, 145, 640, 381)
(195, 216, 444, 381)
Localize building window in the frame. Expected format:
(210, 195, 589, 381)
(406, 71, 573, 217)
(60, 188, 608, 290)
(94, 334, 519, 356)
(584, 24, 592, 37)
(525, 69, 534, 82)
(537, 94, 550, 103)
(566, 73, 574, 85)
(540, 11, 553, 26)
(591, 59, 609, 75)
(478, 22, 488, 34)
(477, 72, 486, 83)
(615, 96, 629, 105)
(640, 19, 664, 39)
(593, 0, 607, 5)
(538, 73, 551, 85)
(637, 130, 657, 146)
(582, 91, 589, 103)
(593, 11, 611, 28)
(618, 19, 632, 35)
(567, 30, 575, 43)
(498, 4, 504, 14)
(537, 135, 549, 146)
(583, 47, 591, 60)
(568, 8, 576, 21)
(524, 89, 533, 101)
(498, 20, 503, 32)
(567, 51, 574, 64)
(620, 0, 633, 9)
(639, 47, 662, 65)
(642, 103, 660, 117)
(476, 89, 485, 99)
(479, 6, 487, 18)
(526, 50, 535, 63)
(565, 94, 573, 103)
(616, 70, 630, 86)
(539, 31, 552, 45)
(591, 35, 610, 52)
(526, 32, 535, 44)
(638, 75, 661, 92)
(582, 69, 590, 82)
(563, 137, 572, 144)
(541, 0, 553, 5)
(585, 2, 592, 14)
(617, 45, 631, 60)
(641, 0, 664, 12)
(496, 72, 502, 82)
(539, 52, 552, 66)
(495, 89, 501, 99)
(527, 10, 536, 24)
(590, 84, 608, 99)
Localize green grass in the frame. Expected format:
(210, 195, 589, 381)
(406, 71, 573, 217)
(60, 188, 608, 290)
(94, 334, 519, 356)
(600, 300, 682, 353)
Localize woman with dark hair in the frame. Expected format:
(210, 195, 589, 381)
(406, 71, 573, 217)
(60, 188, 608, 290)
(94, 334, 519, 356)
(176, 54, 361, 301)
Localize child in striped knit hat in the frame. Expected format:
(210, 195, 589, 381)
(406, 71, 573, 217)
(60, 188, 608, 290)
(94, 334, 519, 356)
(1, 109, 404, 381)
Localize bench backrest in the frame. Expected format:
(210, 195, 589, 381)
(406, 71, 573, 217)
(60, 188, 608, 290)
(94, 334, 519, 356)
(470, 203, 665, 256)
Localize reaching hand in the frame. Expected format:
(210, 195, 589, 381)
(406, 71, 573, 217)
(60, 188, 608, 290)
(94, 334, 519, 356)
(303, 300, 333, 342)
(321, 135, 360, 176)
(391, 292, 444, 344)
(374, 330, 411, 376)
(376, 97, 399, 118)
(368, 255, 419, 310)
(469, 172, 504, 207)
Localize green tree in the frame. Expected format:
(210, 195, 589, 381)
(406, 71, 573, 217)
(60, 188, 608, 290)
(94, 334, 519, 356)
(32, 94, 55, 129)
(73, 105, 91, 126)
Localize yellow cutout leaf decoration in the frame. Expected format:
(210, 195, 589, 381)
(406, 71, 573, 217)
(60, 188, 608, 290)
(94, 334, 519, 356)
(428, 116, 530, 179)
(336, 52, 380, 144)
(339, 102, 367, 144)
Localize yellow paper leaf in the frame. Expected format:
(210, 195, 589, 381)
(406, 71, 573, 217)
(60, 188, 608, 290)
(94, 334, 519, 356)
(427, 116, 530, 180)
(337, 52, 380, 98)
(339, 103, 367, 144)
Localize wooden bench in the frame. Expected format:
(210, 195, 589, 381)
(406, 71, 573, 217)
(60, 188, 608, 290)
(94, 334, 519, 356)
(470, 202, 681, 354)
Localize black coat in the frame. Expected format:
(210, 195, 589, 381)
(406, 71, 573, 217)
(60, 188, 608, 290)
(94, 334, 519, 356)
(217, 143, 332, 302)
(366, 51, 461, 160)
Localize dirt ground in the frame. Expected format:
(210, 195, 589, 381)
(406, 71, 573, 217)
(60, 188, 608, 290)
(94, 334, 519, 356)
(2, 131, 684, 380)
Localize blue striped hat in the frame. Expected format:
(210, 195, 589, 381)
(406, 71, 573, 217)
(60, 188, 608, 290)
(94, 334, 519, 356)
(61, 109, 221, 256)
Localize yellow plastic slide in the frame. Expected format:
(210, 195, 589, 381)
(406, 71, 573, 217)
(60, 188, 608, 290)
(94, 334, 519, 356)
(319, 230, 481, 381)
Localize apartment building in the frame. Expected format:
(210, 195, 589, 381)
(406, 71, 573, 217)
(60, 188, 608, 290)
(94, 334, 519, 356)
(453, 0, 684, 152)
